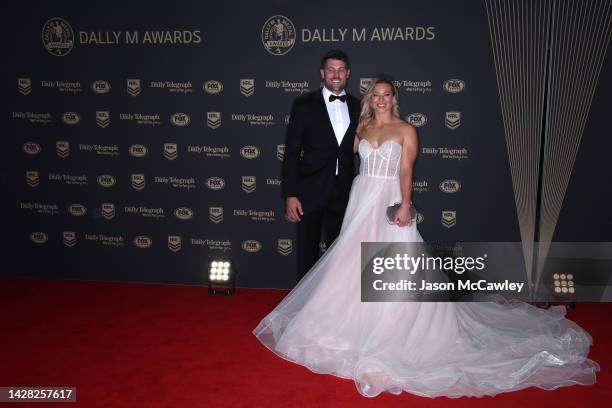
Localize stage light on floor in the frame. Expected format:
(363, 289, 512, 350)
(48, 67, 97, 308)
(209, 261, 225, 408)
(208, 258, 236, 295)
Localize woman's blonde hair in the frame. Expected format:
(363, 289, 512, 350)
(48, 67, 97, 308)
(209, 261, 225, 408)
(357, 75, 402, 134)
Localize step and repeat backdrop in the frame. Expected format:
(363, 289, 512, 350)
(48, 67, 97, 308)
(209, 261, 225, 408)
(5, 0, 612, 288)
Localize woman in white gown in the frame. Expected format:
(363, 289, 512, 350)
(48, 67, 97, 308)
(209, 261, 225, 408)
(253, 77, 599, 398)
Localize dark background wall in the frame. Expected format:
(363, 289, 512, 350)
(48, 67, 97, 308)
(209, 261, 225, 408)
(3, 0, 611, 289)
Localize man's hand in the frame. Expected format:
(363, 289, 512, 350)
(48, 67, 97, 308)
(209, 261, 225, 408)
(285, 197, 303, 222)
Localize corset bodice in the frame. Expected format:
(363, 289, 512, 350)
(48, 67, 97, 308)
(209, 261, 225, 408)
(358, 139, 402, 178)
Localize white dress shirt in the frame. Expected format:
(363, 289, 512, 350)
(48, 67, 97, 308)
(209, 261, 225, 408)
(322, 87, 350, 174)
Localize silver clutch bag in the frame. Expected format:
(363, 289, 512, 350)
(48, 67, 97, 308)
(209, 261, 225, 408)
(386, 202, 417, 225)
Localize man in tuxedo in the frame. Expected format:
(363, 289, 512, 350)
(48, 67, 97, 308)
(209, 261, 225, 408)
(282, 49, 361, 280)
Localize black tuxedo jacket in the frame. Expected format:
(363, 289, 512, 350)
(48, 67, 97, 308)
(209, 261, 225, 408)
(282, 89, 361, 214)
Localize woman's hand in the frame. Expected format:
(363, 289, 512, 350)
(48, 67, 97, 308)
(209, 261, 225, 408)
(394, 202, 412, 227)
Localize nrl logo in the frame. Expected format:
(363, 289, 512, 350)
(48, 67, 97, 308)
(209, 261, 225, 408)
(441, 210, 456, 228)
(207, 111, 221, 129)
(209, 207, 223, 223)
(240, 79, 255, 97)
(63, 231, 77, 247)
(360, 78, 373, 95)
(101, 203, 115, 220)
(242, 176, 256, 193)
(18, 78, 32, 95)
(96, 111, 110, 128)
(131, 174, 145, 191)
(276, 144, 285, 161)
(26, 171, 40, 187)
(127, 79, 141, 96)
(168, 235, 181, 252)
(278, 239, 292, 256)
(56, 141, 70, 158)
(445, 111, 461, 130)
(163, 143, 178, 160)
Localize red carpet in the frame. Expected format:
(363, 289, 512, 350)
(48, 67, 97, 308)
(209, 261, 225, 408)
(0, 277, 609, 407)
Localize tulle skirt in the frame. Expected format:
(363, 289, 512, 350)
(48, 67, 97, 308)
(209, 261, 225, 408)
(253, 174, 599, 397)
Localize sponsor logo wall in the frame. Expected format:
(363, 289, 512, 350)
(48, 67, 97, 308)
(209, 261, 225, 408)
(7, 0, 567, 289)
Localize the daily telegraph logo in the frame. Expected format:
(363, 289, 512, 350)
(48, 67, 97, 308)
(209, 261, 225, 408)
(131, 174, 146, 191)
(101, 203, 115, 220)
(240, 146, 260, 159)
(129, 144, 148, 157)
(18, 78, 32, 95)
(56, 141, 70, 158)
(23, 142, 42, 155)
(96, 111, 110, 128)
(127, 79, 141, 96)
(209, 207, 223, 223)
(170, 112, 190, 126)
(240, 79, 255, 96)
(30, 232, 48, 244)
(26, 171, 40, 187)
(174, 207, 194, 220)
(206, 177, 225, 190)
(445, 111, 461, 130)
(405, 113, 427, 127)
(168, 236, 181, 252)
(163, 143, 178, 160)
(421, 147, 469, 160)
(97, 174, 116, 188)
(133, 235, 153, 249)
(63, 231, 77, 247)
(207, 111, 221, 129)
(277, 144, 285, 161)
(203, 80, 223, 94)
(441, 210, 456, 228)
(68, 203, 87, 217)
(242, 240, 262, 252)
(62, 112, 80, 125)
(42, 18, 74, 56)
(443, 79, 466, 93)
(278, 239, 292, 256)
(242, 176, 256, 193)
(261, 15, 296, 56)
(439, 179, 461, 193)
(360, 78, 373, 95)
(91, 80, 111, 94)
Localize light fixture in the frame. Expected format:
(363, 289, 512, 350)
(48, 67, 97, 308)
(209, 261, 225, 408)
(208, 258, 236, 295)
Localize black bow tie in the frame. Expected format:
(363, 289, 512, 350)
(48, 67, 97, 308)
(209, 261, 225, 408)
(329, 94, 347, 103)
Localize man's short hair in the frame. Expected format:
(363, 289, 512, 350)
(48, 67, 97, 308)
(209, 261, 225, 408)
(320, 49, 350, 69)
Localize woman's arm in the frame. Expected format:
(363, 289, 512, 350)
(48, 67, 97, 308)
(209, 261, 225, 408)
(395, 124, 419, 227)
